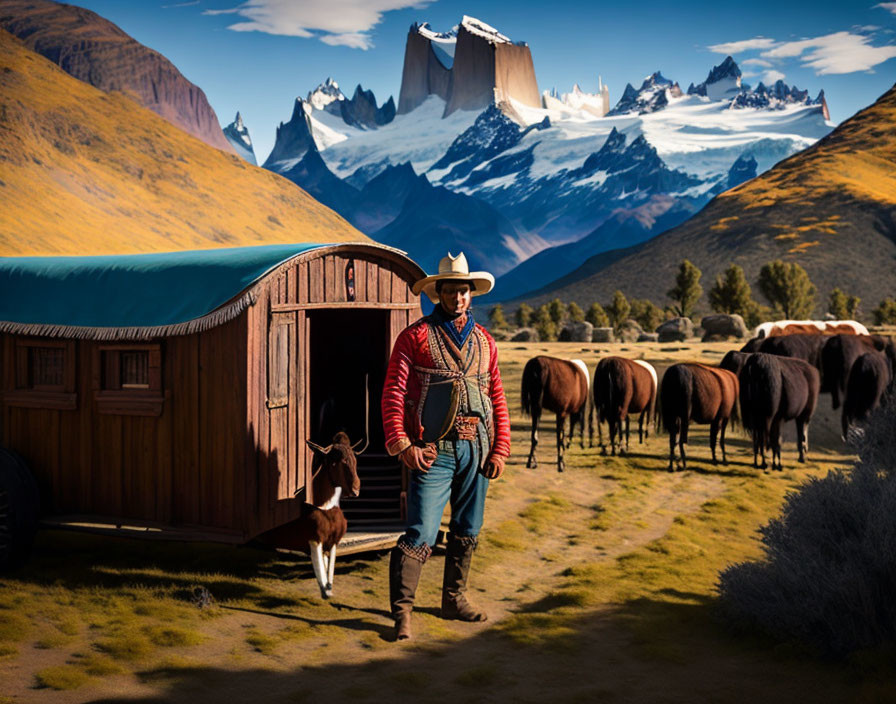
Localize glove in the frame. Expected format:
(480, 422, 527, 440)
(481, 455, 506, 480)
(400, 443, 438, 472)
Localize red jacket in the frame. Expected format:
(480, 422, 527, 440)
(382, 317, 511, 462)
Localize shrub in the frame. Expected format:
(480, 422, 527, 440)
(534, 305, 557, 341)
(718, 402, 896, 656)
(629, 298, 664, 332)
(585, 302, 610, 328)
(757, 260, 816, 319)
(515, 303, 533, 328)
(488, 304, 509, 330)
(567, 301, 585, 322)
(548, 298, 566, 325)
(827, 288, 860, 320)
(667, 260, 703, 317)
(606, 291, 630, 331)
(872, 297, 896, 326)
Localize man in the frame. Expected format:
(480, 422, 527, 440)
(382, 252, 511, 641)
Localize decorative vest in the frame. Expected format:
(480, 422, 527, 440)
(414, 314, 495, 466)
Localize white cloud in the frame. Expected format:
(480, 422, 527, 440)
(762, 31, 896, 74)
(742, 58, 773, 67)
(203, 0, 433, 49)
(707, 37, 777, 54)
(763, 69, 786, 83)
(874, 3, 896, 15)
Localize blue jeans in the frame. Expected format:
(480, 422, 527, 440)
(403, 440, 489, 549)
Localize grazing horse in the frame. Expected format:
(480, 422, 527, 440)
(521, 356, 589, 472)
(259, 432, 363, 598)
(739, 354, 819, 471)
(659, 363, 739, 471)
(758, 333, 827, 372)
(719, 350, 752, 377)
(591, 357, 657, 456)
(842, 351, 893, 438)
(821, 334, 878, 410)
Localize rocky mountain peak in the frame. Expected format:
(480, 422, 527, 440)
(223, 111, 257, 166)
(399, 16, 540, 117)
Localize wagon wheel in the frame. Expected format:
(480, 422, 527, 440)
(0, 448, 40, 571)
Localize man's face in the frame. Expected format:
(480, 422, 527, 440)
(438, 281, 472, 316)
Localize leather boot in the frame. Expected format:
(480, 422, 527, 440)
(389, 544, 426, 641)
(441, 534, 487, 622)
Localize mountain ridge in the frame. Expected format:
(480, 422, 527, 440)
(502, 83, 896, 314)
(0, 0, 236, 155)
(0, 28, 364, 255)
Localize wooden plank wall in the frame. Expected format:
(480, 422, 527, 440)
(0, 315, 248, 535)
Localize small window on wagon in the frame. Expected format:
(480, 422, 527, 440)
(94, 344, 164, 416)
(3, 338, 77, 410)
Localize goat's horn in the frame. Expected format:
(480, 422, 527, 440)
(307, 440, 330, 454)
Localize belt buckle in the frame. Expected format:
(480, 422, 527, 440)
(453, 415, 479, 441)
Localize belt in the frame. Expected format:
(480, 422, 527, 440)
(444, 415, 479, 441)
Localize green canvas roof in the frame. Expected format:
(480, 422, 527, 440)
(0, 243, 327, 340)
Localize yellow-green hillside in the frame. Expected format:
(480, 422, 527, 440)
(0, 29, 366, 255)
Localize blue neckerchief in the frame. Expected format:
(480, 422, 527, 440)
(432, 305, 475, 348)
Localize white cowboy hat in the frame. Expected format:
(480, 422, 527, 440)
(412, 252, 495, 304)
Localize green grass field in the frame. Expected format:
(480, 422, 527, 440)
(1, 340, 891, 703)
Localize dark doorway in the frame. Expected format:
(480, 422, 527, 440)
(307, 309, 402, 530)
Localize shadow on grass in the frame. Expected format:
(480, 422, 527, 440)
(81, 590, 859, 704)
(221, 603, 394, 640)
(7, 529, 377, 604)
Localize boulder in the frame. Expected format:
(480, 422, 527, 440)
(490, 328, 512, 341)
(559, 320, 594, 342)
(617, 319, 644, 343)
(638, 332, 659, 342)
(511, 327, 539, 342)
(700, 314, 748, 341)
(657, 317, 694, 342)
(592, 327, 615, 343)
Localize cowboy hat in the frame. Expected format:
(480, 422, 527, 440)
(412, 252, 495, 304)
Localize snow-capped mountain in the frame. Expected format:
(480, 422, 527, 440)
(687, 55, 741, 101)
(607, 72, 682, 116)
(258, 20, 833, 295)
(223, 112, 257, 165)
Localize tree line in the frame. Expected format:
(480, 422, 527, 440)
(488, 259, 896, 338)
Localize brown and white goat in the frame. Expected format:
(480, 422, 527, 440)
(261, 432, 362, 598)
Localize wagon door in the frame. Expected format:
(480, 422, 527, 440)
(266, 310, 308, 506)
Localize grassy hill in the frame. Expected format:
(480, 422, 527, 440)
(0, 29, 365, 256)
(509, 83, 896, 315)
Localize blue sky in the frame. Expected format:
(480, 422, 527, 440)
(71, 0, 896, 162)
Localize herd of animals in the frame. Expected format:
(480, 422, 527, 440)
(521, 321, 896, 473)
(281, 320, 896, 598)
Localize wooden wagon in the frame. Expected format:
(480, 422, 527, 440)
(0, 242, 425, 566)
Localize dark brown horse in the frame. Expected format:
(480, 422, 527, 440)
(822, 334, 896, 410)
(842, 351, 893, 438)
(522, 356, 589, 472)
(659, 363, 739, 471)
(591, 357, 657, 456)
(259, 432, 362, 598)
(757, 333, 827, 372)
(821, 334, 877, 409)
(739, 353, 819, 471)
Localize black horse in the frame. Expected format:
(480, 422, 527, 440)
(739, 353, 819, 471)
(842, 350, 893, 438)
(757, 333, 827, 372)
